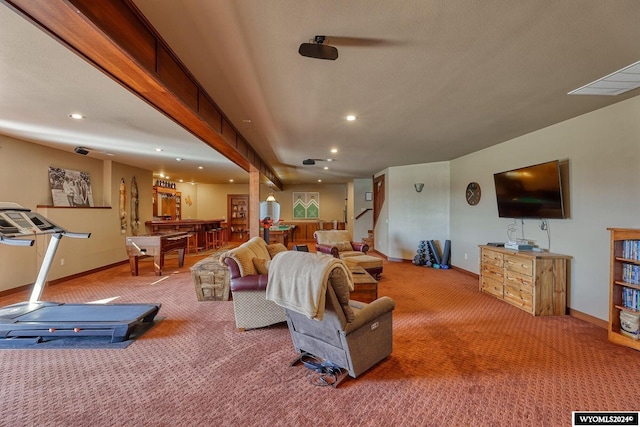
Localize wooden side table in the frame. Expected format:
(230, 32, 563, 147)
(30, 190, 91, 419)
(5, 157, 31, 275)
(348, 265, 378, 303)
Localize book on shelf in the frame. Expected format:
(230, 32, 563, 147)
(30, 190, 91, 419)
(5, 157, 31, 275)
(622, 286, 639, 311)
(622, 240, 640, 261)
(622, 263, 640, 285)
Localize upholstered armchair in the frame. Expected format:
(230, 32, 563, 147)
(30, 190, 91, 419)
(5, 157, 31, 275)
(219, 237, 288, 331)
(266, 251, 395, 386)
(314, 230, 369, 259)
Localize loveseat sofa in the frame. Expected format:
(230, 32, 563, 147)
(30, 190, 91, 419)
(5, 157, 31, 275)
(314, 230, 369, 258)
(219, 237, 288, 330)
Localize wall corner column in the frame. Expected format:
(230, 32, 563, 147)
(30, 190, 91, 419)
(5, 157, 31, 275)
(249, 165, 260, 240)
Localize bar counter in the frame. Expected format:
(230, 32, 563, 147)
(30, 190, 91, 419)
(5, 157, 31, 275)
(145, 219, 225, 248)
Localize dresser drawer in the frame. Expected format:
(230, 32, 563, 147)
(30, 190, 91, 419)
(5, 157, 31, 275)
(481, 276, 503, 299)
(481, 249, 503, 268)
(504, 270, 533, 292)
(504, 254, 533, 276)
(504, 284, 533, 313)
(481, 263, 504, 281)
(478, 245, 568, 317)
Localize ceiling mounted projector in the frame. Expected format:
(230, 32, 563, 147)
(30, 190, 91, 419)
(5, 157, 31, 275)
(302, 159, 316, 165)
(299, 35, 338, 60)
(74, 146, 89, 155)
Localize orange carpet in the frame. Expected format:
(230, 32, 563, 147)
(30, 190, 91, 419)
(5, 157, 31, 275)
(0, 252, 638, 426)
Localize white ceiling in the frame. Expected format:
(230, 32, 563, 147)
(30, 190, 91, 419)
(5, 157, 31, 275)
(2, 1, 640, 186)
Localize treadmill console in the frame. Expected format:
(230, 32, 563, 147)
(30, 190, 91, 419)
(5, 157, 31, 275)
(0, 203, 62, 238)
(1, 211, 40, 234)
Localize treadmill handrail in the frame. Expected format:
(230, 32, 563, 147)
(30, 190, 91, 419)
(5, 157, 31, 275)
(0, 236, 35, 246)
(63, 231, 91, 239)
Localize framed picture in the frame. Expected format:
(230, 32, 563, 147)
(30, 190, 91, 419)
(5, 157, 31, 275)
(365, 192, 372, 201)
(48, 167, 94, 207)
(293, 192, 320, 219)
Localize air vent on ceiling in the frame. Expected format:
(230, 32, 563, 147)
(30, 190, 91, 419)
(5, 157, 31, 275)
(568, 60, 640, 96)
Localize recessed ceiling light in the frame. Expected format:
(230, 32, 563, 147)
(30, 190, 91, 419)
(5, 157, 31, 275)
(242, 119, 252, 123)
(175, 157, 182, 161)
(68, 113, 84, 120)
(326, 158, 334, 162)
(324, 166, 329, 170)
(346, 115, 357, 121)
(330, 148, 338, 154)
(229, 179, 234, 183)
(179, 179, 183, 182)
(155, 148, 163, 152)
(317, 179, 322, 183)
(159, 173, 165, 178)
(198, 166, 204, 170)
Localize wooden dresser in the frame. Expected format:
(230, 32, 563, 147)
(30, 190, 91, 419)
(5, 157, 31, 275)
(479, 245, 571, 316)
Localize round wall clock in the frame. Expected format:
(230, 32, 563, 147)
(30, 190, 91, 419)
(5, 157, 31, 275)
(466, 182, 481, 205)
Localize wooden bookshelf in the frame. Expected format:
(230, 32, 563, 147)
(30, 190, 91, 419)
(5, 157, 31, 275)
(228, 194, 249, 242)
(607, 228, 640, 351)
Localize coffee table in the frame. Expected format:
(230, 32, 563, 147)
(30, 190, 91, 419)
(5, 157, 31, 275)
(348, 265, 378, 303)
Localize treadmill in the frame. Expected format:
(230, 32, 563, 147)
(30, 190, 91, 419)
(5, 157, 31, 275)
(0, 202, 160, 343)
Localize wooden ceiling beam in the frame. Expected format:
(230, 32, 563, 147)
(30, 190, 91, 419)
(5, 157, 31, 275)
(5, 0, 282, 189)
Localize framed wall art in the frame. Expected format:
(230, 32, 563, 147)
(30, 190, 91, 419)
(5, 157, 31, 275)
(293, 192, 319, 219)
(48, 166, 95, 207)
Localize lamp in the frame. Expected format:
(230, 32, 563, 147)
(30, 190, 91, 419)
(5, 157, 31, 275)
(260, 193, 280, 242)
(414, 183, 424, 193)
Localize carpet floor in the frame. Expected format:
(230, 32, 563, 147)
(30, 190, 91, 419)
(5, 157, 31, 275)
(0, 251, 638, 426)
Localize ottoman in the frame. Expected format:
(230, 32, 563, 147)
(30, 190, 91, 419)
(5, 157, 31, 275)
(343, 254, 383, 279)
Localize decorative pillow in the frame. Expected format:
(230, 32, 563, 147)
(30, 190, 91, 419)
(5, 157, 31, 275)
(329, 268, 355, 323)
(252, 258, 270, 275)
(331, 241, 353, 252)
(221, 245, 256, 276)
(266, 243, 288, 259)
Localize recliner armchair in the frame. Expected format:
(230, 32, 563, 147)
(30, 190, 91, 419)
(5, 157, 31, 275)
(266, 251, 395, 385)
(314, 229, 369, 258)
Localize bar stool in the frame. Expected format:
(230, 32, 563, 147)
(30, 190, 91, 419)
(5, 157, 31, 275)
(220, 226, 228, 247)
(205, 229, 217, 250)
(215, 227, 224, 249)
(206, 228, 223, 250)
(187, 232, 199, 254)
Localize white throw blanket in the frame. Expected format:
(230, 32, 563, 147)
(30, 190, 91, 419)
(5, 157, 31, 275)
(266, 251, 352, 320)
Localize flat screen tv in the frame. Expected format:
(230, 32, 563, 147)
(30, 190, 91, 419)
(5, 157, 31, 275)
(493, 160, 565, 219)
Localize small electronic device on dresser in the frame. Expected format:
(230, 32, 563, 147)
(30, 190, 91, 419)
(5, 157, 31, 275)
(488, 241, 545, 251)
(504, 242, 534, 250)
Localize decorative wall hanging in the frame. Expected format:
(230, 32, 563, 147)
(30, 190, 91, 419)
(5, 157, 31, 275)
(48, 166, 95, 207)
(130, 176, 139, 235)
(293, 192, 320, 219)
(119, 178, 127, 234)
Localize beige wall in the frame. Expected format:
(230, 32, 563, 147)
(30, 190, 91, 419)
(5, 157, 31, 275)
(0, 136, 152, 292)
(372, 163, 450, 260)
(450, 94, 640, 320)
(195, 183, 249, 220)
